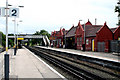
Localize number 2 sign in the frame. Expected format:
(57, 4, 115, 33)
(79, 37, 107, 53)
(9, 8, 19, 17)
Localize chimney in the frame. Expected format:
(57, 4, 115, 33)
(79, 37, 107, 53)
(95, 18, 97, 25)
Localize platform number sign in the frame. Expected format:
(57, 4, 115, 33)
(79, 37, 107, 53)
(9, 8, 19, 17)
(0, 7, 5, 17)
(0, 8, 1, 16)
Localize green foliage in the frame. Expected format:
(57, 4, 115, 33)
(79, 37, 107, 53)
(0, 31, 6, 47)
(115, 6, 120, 17)
(40, 30, 50, 38)
(8, 34, 14, 36)
(8, 34, 14, 48)
(115, 6, 120, 25)
(8, 39, 14, 47)
(0, 32, 14, 48)
(34, 30, 50, 38)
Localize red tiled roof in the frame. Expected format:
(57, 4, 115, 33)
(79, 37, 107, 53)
(51, 28, 68, 37)
(66, 21, 102, 38)
(80, 20, 102, 37)
(66, 26, 77, 37)
(85, 25, 102, 37)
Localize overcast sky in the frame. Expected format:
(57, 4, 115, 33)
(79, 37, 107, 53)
(0, 0, 118, 34)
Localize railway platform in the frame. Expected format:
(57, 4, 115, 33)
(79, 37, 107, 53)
(37, 46, 120, 63)
(0, 47, 65, 79)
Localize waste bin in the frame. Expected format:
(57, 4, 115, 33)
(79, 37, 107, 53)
(82, 44, 85, 51)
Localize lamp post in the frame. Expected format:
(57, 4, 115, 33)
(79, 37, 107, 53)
(17, 20, 22, 48)
(4, 0, 9, 79)
(4, 2, 24, 79)
(79, 20, 86, 51)
(10, 5, 24, 55)
(12, 18, 17, 55)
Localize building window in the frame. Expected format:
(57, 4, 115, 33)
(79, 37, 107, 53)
(80, 37, 82, 46)
(57, 39, 59, 45)
(59, 39, 61, 44)
(77, 37, 79, 46)
(86, 39, 89, 45)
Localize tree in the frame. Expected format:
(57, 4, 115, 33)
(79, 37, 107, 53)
(34, 30, 50, 38)
(39, 30, 50, 38)
(0, 31, 6, 47)
(0, 32, 14, 48)
(115, 6, 120, 16)
(115, 6, 120, 25)
(8, 34, 14, 47)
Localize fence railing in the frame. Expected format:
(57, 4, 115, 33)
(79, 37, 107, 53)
(0, 51, 4, 80)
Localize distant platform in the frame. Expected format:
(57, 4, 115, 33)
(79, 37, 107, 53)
(37, 46, 120, 63)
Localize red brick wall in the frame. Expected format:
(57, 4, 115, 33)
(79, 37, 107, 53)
(75, 25, 84, 50)
(96, 27, 113, 42)
(76, 35, 84, 50)
(96, 24, 113, 52)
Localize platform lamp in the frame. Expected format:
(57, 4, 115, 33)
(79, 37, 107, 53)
(12, 18, 17, 55)
(4, 0, 9, 79)
(10, 5, 24, 55)
(17, 20, 23, 48)
(79, 20, 86, 51)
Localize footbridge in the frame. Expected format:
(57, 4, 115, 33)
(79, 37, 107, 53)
(8, 35, 50, 46)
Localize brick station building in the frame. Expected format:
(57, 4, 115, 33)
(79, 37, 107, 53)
(113, 26, 120, 40)
(65, 25, 77, 49)
(110, 26, 120, 52)
(75, 20, 114, 52)
(50, 20, 120, 53)
(50, 28, 67, 48)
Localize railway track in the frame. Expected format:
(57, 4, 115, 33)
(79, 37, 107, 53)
(26, 46, 120, 80)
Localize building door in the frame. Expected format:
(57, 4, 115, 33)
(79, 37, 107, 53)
(92, 39, 94, 51)
(97, 42, 105, 52)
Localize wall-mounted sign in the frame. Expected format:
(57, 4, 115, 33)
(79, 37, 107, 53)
(0, 7, 5, 17)
(17, 38, 24, 40)
(118, 37, 120, 41)
(9, 8, 19, 17)
(0, 7, 19, 18)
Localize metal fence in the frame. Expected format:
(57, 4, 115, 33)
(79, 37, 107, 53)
(0, 32, 4, 79)
(0, 52, 4, 80)
(97, 42, 105, 52)
(110, 40, 120, 53)
(0, 33, 2, 47)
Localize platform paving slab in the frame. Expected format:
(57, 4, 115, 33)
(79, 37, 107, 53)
(10, 47, 65, 79)
(0, 49, 13, 80)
